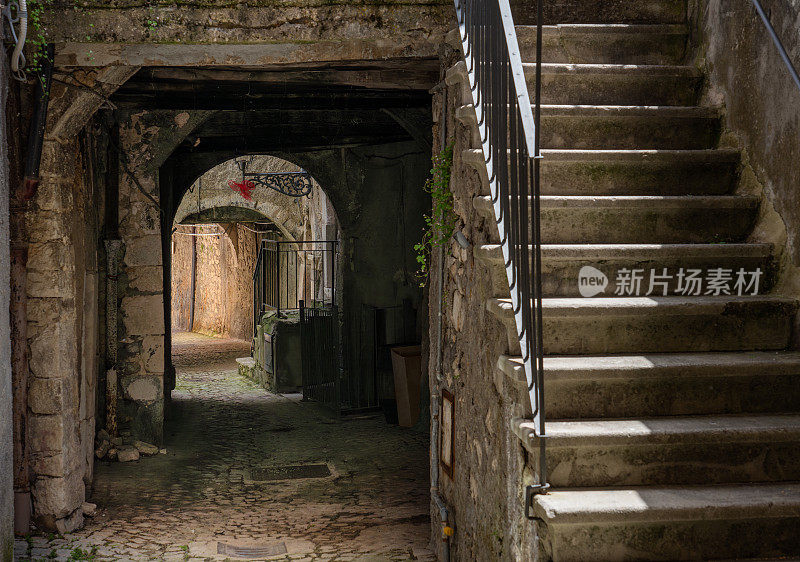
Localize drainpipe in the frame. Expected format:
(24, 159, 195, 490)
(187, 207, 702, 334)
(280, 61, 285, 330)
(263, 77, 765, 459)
(429, 79, 451, 561)
(11, 43, 54, 535)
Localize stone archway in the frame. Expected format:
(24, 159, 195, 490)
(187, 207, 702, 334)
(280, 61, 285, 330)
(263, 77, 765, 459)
(172, 155, 329, 243)
(168, 155, 338, 343)
(14, 28, 439, 532)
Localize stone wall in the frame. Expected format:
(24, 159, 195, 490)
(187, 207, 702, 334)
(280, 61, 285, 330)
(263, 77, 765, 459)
(0, 41, 15, 562)
(170, 226, 193, 333)
(171, 224, 258, 340)
(46, 0, 450, 60)
(695, 0, 800, 302)
(426, 44, 537, 561)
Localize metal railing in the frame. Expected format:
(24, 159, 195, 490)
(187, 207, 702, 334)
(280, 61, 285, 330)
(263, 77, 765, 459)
(453, 0, 548, 503)
(750, 0, 800, 94)
(252, 239, 338, 335)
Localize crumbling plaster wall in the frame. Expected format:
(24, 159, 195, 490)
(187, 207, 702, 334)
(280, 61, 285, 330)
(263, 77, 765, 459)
(695, 0, 800, 302)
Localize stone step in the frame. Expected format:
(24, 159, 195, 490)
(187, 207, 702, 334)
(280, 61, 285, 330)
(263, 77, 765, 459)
(526, 63, 702, 106)
(473, 195, 758, 244)
(498, 352, 800, 418)
(514, 414, 800, 487)
(486, 296, 797, 354)
(463, 148, 739, 196)
(510, 0, 686, 26)
(530, 483, 800, 561)
(474, 243, 774, 297)
(446, 61, 702, 107)
(448, 25, 688, 65)
(457, 105, 720, 150)
(517, 24, 688, 65)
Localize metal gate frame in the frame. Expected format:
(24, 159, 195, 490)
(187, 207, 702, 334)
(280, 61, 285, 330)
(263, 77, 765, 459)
(300, 301, 340, 411)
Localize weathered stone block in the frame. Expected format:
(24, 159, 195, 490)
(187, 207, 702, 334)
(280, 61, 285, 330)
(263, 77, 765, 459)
(28, 377, 66, 415)
(29, 443, 83, 479)
(27, 268, 74, 299)
(25, 212, 70, 243)
(123, 236, 163, 268)
(39, 139, 78, 173)
(31, 469, 84, 519)
(128, 265, 164, 293)
(55, 508, 83, 534)
(121, 294, 165, 335)
(29, 452, 67, 478)
(95, 441, 110, 459)
(134, 440, 159, 456)
(28, 415, 64, 453)
(26, 297, 60, 325)
(34, 178, 73, 212)
(27, 241, 73, 272)
(28, 311, 77, 379)
(81, 502, 97, 517)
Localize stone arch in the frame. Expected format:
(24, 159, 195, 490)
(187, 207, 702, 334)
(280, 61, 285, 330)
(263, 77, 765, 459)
(171, 154, 331, 243)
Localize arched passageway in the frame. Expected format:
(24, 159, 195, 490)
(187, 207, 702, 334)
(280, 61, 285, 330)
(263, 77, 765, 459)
(61, 73, 434, 557)
(7, 19, 443, 551)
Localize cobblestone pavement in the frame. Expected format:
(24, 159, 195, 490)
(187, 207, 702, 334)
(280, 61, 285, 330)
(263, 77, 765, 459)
(15, 332, 433, 561)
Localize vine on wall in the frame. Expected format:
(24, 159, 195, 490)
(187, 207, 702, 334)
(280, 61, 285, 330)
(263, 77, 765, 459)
(414, 141, 455, 285)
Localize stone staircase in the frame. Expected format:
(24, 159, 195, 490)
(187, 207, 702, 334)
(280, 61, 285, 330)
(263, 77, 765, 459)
(447, 2, 800, 560)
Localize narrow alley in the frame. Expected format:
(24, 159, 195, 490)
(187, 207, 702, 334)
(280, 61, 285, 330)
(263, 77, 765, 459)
(14, 333, 432, 561)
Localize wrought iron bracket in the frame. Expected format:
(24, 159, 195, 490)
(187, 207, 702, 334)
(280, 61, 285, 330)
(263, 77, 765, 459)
(525, 482, 550, 520)
(236, 158, 313, 197)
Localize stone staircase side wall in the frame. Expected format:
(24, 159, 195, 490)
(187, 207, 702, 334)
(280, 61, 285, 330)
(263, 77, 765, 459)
(426, 43, 538, 561)
(696, 0, 800, 314)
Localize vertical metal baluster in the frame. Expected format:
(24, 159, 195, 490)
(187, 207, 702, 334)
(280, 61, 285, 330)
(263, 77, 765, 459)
(533, 0, 547, 493)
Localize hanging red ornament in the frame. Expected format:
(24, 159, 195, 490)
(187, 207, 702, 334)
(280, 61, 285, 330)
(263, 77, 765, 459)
(228, 179, 255, 201)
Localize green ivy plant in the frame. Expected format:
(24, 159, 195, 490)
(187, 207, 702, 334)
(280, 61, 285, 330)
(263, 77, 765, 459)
(25, 0, 53, 81)
(414, 141, 455, 285)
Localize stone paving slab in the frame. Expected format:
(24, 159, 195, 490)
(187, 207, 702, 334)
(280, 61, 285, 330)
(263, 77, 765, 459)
(15, 333, 434, 562)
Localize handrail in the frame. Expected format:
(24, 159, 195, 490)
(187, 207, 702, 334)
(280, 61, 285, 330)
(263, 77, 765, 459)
(750, 0, 800, 94)
(453, 0, 548, 502)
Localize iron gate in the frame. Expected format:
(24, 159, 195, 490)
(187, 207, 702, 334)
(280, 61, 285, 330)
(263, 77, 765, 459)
(300, 301, 340, 411)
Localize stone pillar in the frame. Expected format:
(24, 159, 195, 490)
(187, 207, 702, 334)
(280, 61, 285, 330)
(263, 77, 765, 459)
(25, 139, 85, 533)
(116, 114, 166, 445)
(113, 109, 210, 445)
(0, 47, 15, 562)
